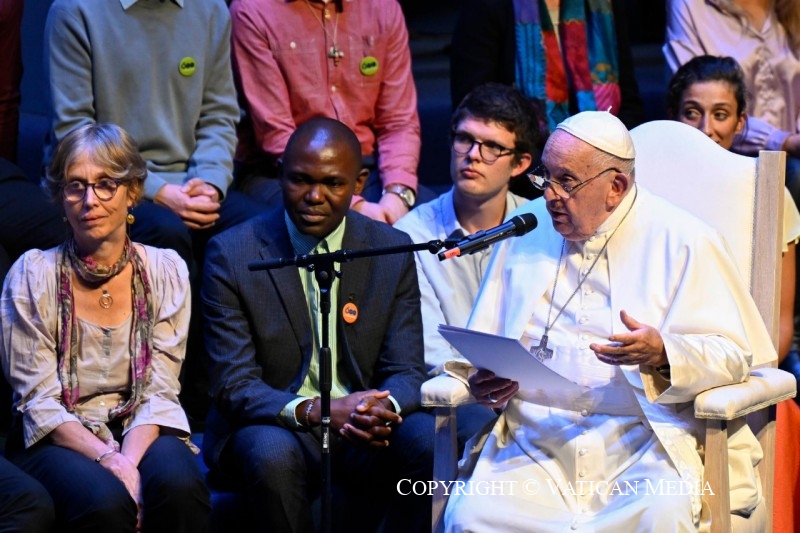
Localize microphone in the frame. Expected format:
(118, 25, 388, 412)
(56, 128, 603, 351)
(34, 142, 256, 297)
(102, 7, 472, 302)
(438, 213, 537, 261)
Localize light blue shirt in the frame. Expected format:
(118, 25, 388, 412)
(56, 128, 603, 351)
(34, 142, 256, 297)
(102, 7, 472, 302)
(395, 188, 528, 370)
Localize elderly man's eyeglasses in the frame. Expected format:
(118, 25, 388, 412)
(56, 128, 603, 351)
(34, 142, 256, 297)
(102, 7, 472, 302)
(63, 178, 124, 202)
(451, 132, 517, 164)
(527, 165, 620, 199)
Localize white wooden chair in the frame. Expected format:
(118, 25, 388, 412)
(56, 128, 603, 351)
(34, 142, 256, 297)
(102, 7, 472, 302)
(421, 120, 797, 532)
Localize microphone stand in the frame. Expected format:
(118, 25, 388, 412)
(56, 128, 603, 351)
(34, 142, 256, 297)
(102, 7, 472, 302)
(248, 239, 444, 533)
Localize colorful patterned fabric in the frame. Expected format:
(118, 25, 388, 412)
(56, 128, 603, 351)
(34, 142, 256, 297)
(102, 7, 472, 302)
(514, 0, 621, 130)
(56, 238, 154, 448)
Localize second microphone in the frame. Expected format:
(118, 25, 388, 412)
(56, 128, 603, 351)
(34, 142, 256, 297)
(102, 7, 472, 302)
(438, 213, 538, 261)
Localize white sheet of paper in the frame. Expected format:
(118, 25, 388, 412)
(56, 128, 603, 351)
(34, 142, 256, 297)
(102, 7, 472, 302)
(438, 324, 584, 394)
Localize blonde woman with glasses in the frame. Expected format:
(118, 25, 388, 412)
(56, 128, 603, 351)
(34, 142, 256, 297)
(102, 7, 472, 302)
(0, 123, 209, 532)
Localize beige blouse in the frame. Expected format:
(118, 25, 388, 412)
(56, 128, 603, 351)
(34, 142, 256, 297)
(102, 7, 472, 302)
(0, 244, 191, 448)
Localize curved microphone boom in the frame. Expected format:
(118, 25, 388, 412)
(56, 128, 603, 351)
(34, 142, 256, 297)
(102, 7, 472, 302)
(438, 213, 538, 261)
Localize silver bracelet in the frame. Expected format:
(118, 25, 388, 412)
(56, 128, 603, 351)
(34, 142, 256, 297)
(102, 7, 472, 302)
(95, 448, 118, 463)
(304, 396, 319, 428)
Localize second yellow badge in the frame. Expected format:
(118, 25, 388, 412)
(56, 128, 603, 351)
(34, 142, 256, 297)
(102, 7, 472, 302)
(359, 56, 379, 77)
(178, 57, 197, 77)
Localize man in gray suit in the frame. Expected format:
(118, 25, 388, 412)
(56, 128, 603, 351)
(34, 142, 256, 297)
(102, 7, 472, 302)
(201, 118, 433, 532)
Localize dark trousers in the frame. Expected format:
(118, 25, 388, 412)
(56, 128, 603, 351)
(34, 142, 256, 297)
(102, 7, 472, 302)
(0, 455, 54, 533)
(216, 410, 435, 533)
(11, 436, 210, 533)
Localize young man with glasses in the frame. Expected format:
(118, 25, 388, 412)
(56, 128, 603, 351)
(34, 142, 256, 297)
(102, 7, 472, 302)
(395, 83, 542, 446)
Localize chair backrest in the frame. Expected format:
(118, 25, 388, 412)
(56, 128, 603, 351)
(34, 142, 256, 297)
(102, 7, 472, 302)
(630, 120, 784, 347)
(632, 120, 788, 532)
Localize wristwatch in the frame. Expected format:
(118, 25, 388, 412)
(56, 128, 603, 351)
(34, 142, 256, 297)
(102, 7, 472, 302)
(383, 184, 416, 209)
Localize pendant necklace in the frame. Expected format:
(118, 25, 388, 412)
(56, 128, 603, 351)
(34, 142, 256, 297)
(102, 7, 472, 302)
(68, 238, 130, 311)
(532, 186, 639, 362)
(304, 0, 344, 66)
(99, 288, 113, 309)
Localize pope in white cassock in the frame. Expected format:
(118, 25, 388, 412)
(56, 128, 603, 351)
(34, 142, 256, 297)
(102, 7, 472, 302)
(443, 111, 777, 532)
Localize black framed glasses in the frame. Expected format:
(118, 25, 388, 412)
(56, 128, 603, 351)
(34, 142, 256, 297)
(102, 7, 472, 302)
(451, 132, 517, 164)
(63, 178, 124, 202)
(527, 165, 620, 199)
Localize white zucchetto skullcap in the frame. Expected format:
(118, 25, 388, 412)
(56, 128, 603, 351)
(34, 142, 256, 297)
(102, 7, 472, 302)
(555, 111, 635, 159)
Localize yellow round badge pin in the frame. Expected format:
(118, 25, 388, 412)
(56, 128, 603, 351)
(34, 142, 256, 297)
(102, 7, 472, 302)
(342, 302, 359, 324)
(178, 57, 197, 77)
(359, 56, 379, 77)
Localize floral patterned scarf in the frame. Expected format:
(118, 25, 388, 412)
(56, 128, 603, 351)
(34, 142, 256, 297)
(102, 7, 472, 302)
(56, 238, 154, 448)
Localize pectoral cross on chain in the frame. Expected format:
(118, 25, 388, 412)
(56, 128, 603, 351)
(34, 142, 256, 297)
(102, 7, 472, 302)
(531, 334, 553, 362)
(328, 46, 344, 66)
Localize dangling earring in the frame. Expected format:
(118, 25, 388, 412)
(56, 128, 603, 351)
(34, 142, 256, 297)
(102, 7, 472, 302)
(126, 212, 135, 225)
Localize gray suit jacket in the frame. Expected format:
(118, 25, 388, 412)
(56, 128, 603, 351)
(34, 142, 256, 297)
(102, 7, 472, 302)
(201, 207, 426, 465)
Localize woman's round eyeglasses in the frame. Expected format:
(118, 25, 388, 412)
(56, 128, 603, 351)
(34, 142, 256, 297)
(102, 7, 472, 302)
(63, 178, 124, 202)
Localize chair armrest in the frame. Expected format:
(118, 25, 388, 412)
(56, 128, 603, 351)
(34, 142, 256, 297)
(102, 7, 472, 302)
(421, 374, 475, 408)
(694, 368, 797, 420)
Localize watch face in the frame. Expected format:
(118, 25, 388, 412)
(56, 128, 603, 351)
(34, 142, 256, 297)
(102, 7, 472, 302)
(401, 189, 415, 207)
(385, 185, 415, 207)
